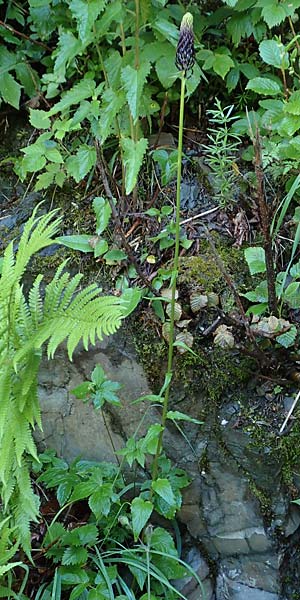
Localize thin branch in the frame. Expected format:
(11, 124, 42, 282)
(253, 129, 278, 315)
(0, 20, 52, 51)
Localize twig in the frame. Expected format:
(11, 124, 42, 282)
(95, 141, 160, 295)
(253, 129, 278, 315)
(0, 20, 52, 51)
(279, 389, 300, 434)
(179, 206, 219, 226)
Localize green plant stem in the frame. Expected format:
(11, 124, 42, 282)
(152, 73, 186, 481)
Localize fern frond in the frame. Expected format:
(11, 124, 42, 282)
(14, 407, 38, 465)
(28, 274, 44, 330)
(15, 206, 62, 280)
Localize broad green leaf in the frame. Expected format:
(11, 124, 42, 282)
(56, 234, 94, 252)
(290, 260, 300, 279)
(89, 484, 115, 518)
(131, 497, 153, 541)
(52, 30, 83, 82)
(0, 72, 21, 108)
(155, 44, 177, 88)
(246, 77, 282, 96)
(71, 381, 91, 399)
(121, 61, 151, 123)
(262, 5, 286, 27)
(29, 109, 51, 129)
(212, 54, 234, 79)
(59, 567, 89, 585)
(48, 79, 96, 116)
(93, 197, 111, 235)
(121, 137, 148, 194)
(166, 410, 203, 425)
(283, 282, 300, 308)
(69, 0, 106, 43)
(151, 478, 174, 505)
(152, 18, 179, 46)
(285, 90, 300, 116)
(244, 246, 266, 274)
(94, 239, 108, 258)
(142, 424, 163, 454)
(104, 249, 127, 262)
(66, 145, 96, 182)
(259, 39, 288, 69)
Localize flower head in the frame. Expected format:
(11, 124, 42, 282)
(175, 12, 195, 73)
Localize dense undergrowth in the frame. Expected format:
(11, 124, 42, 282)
(2, 0, 300, 598)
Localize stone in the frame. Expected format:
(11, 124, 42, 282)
(284, 504, 300, 537)
(175, 547, 214, 600)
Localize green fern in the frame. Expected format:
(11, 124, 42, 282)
(0, 206, 141, 554)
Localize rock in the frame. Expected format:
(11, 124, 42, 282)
(284, 504, 300, 537)
(175, 547, 214, 600)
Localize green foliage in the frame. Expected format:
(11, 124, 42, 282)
(72, 364, 122, 410)
(0, 206, 140, 553)
(202, 100, 243, 207)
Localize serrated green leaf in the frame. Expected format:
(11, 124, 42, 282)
(212, 54, 234, 79)
(56, 234, 94, 252)
(66, 145, 96, 183)
(0, 72, 21, 108)
(29, 109, 51, 129)
(35, 170, 55, 191)
(121, 137, 148, 194)
(69, 0, 106, 43)
(166, 410, 203, 424)
(48, 79, 96, 117)
(131, 497, 153, 541)
(277, 325, 297, 348)
(259, 39, 288, 69)
(262, 5, 286, 28)
(246, 77, 282, 96)
(285, 90, 300, 116)
(244, 246, 266, 274)
(93, 197, 111, 235)
(121, 61, 151, 123)
(96, 88, 125, 143)
(151, 478, 175, 505)
(89, 484, 115, 518)
(62, 546, 88, 566)
(283, 282, 300, 308)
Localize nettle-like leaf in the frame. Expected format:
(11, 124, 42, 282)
(261, 4, 287, 28)
(0, 72, 21, 109)
(48, 79, 96, 117)
(93, 197, 111, 235)
(96, 88, 126, 144)
(69, 0, 106, 44)
(121, 61, 151, 124)
(66, 144, 96, 183)
(121, 137, 148, 195)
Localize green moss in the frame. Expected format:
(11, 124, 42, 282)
(177, 233, 249, 293)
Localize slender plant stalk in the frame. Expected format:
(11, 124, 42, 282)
(151, 73, 186, 480)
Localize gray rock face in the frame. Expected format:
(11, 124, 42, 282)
(35, 335, 287, 600)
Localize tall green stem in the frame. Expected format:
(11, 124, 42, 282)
(152, 73, 186, 480)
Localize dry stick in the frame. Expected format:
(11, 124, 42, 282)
(279, 389, 300, 434)
(0, 20, 52, 51)
(95, 142, 160, 296)
(253, 129, 278, 315)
